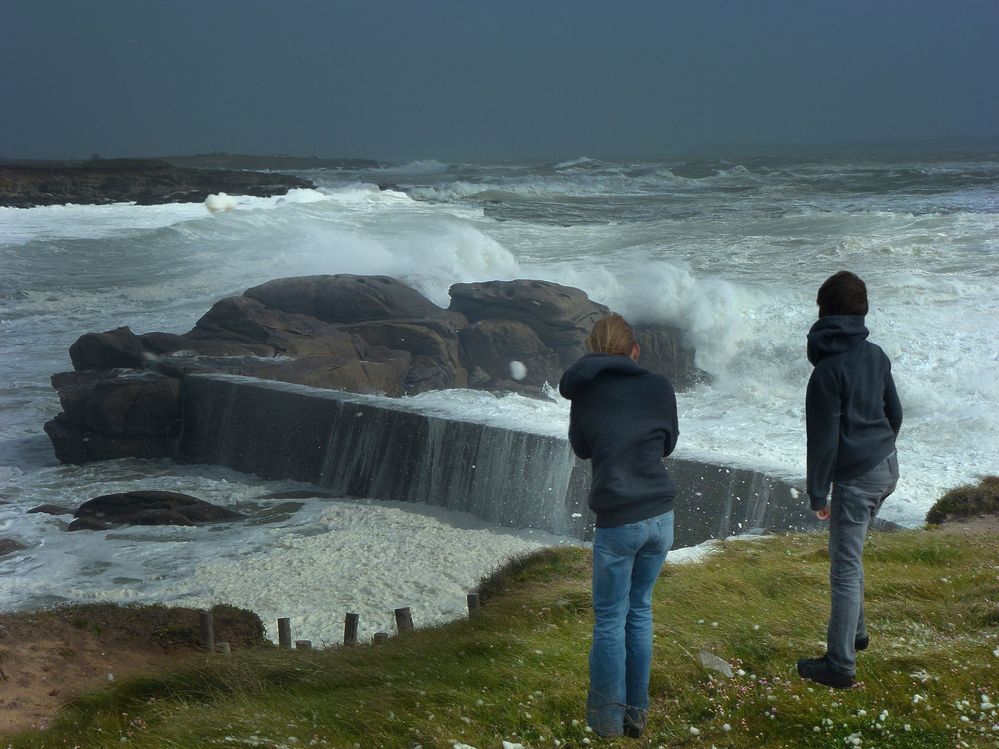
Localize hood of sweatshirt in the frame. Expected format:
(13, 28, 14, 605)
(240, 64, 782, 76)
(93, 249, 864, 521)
(558, 353, 647, 399)
(807, 315, 870, 365)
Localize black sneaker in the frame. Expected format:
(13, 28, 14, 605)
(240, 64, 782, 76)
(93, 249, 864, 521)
(623, 709, 647, 739)
(796, 656, 855, 689)
(855, 635, 869, 651)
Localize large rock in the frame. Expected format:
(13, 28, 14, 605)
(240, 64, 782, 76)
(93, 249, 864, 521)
(74, 491, 244, 528)
(244, 275, 447, 325)
(44, 370, 180, 463)
(53, 370, 180, 437)
(69, 326, 146, 370)
(187, 296, 362, 358)
(449, 280, 609, 367)
(0, 539, 26, 556)
(634, 323, 704, 389)
(340, 319, 468, 392)
(458, 319, 561, 390)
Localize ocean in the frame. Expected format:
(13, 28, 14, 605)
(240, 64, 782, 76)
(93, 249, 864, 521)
(1, 152, 997, 642)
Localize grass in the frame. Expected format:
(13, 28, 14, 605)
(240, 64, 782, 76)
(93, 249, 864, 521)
(926, 475, 999, 525)
(2, 529, 998, 749)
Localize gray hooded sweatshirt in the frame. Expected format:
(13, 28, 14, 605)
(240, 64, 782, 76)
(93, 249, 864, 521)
(559, 353, 679, 527)
(806, 315, 903, 510)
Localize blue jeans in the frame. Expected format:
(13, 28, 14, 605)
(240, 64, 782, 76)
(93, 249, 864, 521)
(827, 452, 898, 675)
(588, 510, 674, 737)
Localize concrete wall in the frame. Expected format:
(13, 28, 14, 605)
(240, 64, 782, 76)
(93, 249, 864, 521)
(178, 374, 864, 546)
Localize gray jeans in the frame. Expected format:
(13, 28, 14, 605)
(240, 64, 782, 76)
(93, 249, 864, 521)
(827, 451, 899, 675)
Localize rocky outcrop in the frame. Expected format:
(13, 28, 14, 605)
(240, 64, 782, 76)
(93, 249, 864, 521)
(45, 274, 703, 464)
(0, 539, 26, 556)
(68, 491, 245, 531)
(449, 279, 609, 368)
(0, 159, 314, 208)
(27, 504, 74, 516)
(44, 370, 180, 463)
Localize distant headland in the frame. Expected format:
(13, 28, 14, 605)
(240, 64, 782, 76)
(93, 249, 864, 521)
(0, 153, 386, 209)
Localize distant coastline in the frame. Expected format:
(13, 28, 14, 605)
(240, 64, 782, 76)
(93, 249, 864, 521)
(0, 154, 381, 209)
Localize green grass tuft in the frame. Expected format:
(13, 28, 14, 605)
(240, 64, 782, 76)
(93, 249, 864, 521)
(925, 475, 999, 524)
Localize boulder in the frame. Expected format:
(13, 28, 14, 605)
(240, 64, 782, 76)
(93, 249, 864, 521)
(634, 323, 704, 389)
(74, 491, 244, 528)
(187, 296, 361, 358)
(245, 275, 447, 325)
(449, 280, 609, 367)
(458, 319, 561, 391)
(45, 370, 180, 463)
(27, 504, 74, 516)
(44, 415, 178, 464)
(68, 517, 112, 532)
(52, 369, 180, 437)
(0, 538, 27, 556)
(69, 326, 146, 370)
(340, 319, 468, 392)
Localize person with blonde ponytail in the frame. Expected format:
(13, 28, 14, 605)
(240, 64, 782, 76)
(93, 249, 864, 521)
(559, 313, 679, 739)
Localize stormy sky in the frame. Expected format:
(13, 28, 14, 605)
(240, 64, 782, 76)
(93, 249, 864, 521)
(3, 0, 997, 162)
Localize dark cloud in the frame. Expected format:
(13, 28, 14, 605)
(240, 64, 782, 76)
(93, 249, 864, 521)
(3, 0, 997, 160)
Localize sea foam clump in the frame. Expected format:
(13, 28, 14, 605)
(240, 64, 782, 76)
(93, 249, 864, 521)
(205, 193, 240, 213)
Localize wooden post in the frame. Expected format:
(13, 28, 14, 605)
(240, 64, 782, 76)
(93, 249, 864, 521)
(278, 618, 292, 649)
(467, 592, 480, 613)
(295, 640, 312, 650)
(344, 612, 359, 646)
(373, 632, 389, 644)
(199, 609, 215, 651)
(394, 607, 414, 633)
(215, 642, 231, 656)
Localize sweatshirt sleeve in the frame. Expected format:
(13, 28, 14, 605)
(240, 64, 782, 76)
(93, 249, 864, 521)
(567, 402, 592, 460)
(806, 365, 841, 510)
(661, 380, 679, 457)
(884, 366, 903, 436)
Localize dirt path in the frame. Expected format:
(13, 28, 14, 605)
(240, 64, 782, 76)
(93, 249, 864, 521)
(0, 604, 265, 736)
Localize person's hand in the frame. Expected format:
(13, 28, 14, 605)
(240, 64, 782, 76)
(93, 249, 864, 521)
(815, 506, 830, 521)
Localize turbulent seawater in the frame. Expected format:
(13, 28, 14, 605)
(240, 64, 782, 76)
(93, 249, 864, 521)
(1, 153, 997, 638)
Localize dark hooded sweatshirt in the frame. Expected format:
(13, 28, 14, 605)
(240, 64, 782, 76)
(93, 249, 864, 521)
(806, 315, 903, 511)
(559, 353, 679, 527)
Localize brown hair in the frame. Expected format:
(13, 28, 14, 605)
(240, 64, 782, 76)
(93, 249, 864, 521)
(817, 271, 868, 317)
(587, 313, 637, 355)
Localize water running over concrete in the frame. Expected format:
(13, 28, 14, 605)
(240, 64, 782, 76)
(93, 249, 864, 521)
(177, 374, 878, 545)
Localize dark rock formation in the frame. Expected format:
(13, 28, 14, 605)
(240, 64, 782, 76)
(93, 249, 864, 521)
(27, 504, 74, 516)
(450, 279, 610, 368)
(72, 491, 244, 529)
(244, 275, 452, 325)
(634, 323, 701, 390)
(0, 539, 27, 556)
(44, 370, 180, 463)
(0, 158, 314, 208)
(45, 274, 703, 464)
(458, 319, 561, 391)
(70, 327, 147, 370)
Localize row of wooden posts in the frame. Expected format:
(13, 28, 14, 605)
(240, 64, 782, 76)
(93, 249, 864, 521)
(198, 592, 481, 653)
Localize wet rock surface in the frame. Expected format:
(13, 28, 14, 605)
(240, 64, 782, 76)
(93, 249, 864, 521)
(71, 491, 244, 529)
(0, 158, 313, 208)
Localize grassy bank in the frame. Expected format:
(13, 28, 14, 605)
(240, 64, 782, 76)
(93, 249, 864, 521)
(3, 528, 997, 748)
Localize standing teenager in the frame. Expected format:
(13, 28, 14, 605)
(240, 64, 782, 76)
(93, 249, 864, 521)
(559, 314, 679, 738)
(798, 271, 902, 688)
